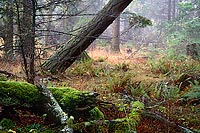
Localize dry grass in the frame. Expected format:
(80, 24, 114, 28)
(0, 46, 162, 85)
(87, 47, 149, 64)
(0, 58, 23, 76)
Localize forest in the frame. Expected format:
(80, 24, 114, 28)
(0, 0, 200, 132)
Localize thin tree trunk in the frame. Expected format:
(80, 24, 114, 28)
(42, 0, 133, 74)
(172, 0, 176, 19)
(168, 0, 172, 21)
(29, 0, 36, 84)
(17, 0, 35, 84)
(4, 0, 14, 59)
(22, 0, 33, 57)
(111, 16, 120, 52)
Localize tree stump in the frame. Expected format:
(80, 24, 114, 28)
(186, 43, 200, 60)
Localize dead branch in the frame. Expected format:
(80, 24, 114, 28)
(0, 70, 18, 78)
(142, 111, 195, 133)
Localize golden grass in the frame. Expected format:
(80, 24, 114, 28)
(87, 47, 149, 65)
(0, 47, 159, 86)
(56, 47, 162, 94)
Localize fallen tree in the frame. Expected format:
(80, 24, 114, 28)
(0, 81, 101, 126)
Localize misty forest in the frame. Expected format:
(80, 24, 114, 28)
(0, 0, 200, 132)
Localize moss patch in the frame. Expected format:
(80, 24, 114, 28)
(0, 81, 40, 107)
(89, 107, 104, 120)
(49, 87, 98, 116)
(49, 87, 85, 111)
(0, 81, 93, 110)
(0, 81, 100, 121)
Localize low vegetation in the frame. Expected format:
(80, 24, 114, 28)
(0, 47, 200, 132)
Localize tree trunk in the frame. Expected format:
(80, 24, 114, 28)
(111, 16, 120, 52)
(22, 0, 33, 57)
(186, 43, 200, 60)
(168, 0, 172, 21)
(42, 0, 133, 74)
(17, 0, 35, 84)
(4, 0, 14, 59)
(172, 0, 176, 19)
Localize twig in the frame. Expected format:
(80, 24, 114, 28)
(142, 111, 195, 133)
(0, 70, 18, 78)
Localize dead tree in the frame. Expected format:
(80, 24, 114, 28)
(41, 0, 133, 74)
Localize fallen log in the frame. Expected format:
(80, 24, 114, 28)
(0, 81, 100, 125)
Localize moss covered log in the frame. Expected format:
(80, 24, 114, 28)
(48, 86, 99, 114)
(0, 81, 101, 122)
(0, 81, 40, 107)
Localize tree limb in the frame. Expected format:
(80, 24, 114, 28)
(36, 82, 68, 125)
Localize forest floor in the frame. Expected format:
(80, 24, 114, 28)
(0, 46, 200, 132)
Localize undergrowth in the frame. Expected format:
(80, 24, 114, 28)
(1, 48, 200, 132)
(182, 80, 200, 105)
(148, 55, 200, 76)
(106, 71, 136, 93)
(66, 59, 106, 77)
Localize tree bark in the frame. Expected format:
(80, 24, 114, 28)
(41, 0, 133, 74)
(168, 0, 172, 21)
(36, 83, 69, 125)
(17, 0, 36, 84)
(186, 43, 200, 60)
(4, 0, 14, 59)
(111, 16, 120, 52)
(172, 0, 176, 19)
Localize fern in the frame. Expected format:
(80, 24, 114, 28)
(182, 80, 200, 102)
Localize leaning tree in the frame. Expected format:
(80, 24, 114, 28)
(41, 0, 133, 74)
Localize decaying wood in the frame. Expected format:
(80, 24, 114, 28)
(41, 0, 133, 73)
(36, 83, 69, 125)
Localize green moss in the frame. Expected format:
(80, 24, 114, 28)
(89, 107, 104, 120)
(73, 101, 144, 132)
(0, 81, 95, 111)
(0, 81, 40, 106)
(49, 87, 85, 111)
(0, 81, 100, 121)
